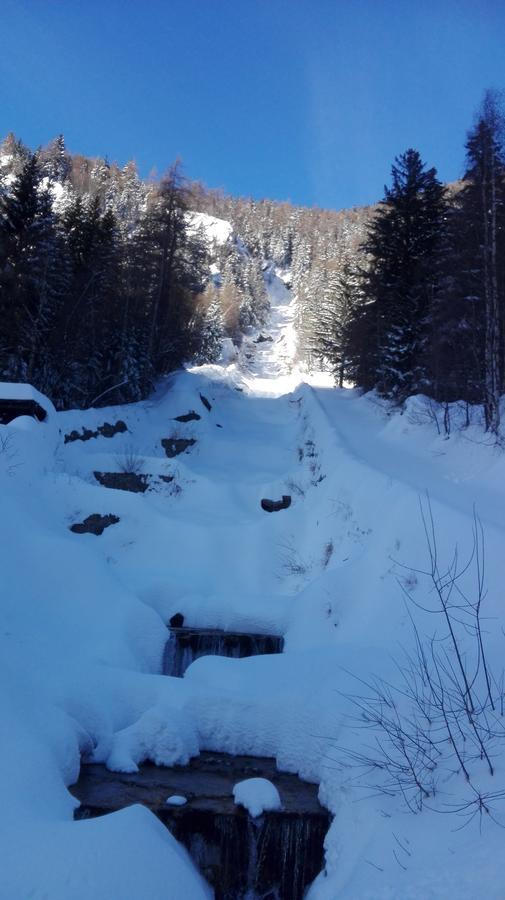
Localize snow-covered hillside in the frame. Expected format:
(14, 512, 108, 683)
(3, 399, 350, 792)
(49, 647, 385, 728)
(2, 282, 505, 899)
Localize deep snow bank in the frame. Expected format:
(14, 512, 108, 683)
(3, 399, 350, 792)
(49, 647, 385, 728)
(3, 281, 505, 898)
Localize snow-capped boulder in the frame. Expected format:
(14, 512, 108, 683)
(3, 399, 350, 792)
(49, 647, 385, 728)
(232, 778, 282, 817)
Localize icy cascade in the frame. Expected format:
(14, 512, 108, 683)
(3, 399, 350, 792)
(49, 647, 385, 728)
(72, 752, 330, 900)
(237, 264, 300, 392)
(163, 628, 284, 677)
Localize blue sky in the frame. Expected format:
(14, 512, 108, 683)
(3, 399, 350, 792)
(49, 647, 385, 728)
(1, 0, 504, 210)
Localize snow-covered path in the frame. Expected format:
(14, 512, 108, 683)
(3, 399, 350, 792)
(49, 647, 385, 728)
(2, 276, 505, 899)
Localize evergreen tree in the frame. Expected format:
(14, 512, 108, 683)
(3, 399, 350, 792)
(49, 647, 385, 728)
(355, 149, 447, 400)
(316, 260, 363, 386)
(40, 135, 72, 183)
(0, 153, 69, 387)
(458, 91, 505, 431)
(194, 287, 224, 363)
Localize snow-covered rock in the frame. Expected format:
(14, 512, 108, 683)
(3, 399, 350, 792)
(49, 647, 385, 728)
(232, 778, 281, 817)
(185, 211, 233, 246)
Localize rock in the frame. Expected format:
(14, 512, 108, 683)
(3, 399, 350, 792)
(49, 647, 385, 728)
(169, 612, 185, 628)
(233, 777, 281, 817)
(199, 393, 212, 412)
(161, 437, 196, 458)
(99, 420, 127, 439)
(70, 514, 120, 535)
(64, 427, 95, 443)
(254, 334, 273, 344)
(216, 424, 223, 428)
(173, 411, 201, 423)
(71, 751, 330, 900)
(94, 472, 149, 493)
(64, 420, 127, 444)
(261, 496, 292, 513)
(159, 474, 175, 483)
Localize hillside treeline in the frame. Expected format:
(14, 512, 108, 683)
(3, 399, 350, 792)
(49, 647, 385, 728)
(0, 141, 224, 408)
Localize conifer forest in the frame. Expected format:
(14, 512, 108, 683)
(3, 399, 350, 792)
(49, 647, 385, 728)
(2, 89, 503, 429)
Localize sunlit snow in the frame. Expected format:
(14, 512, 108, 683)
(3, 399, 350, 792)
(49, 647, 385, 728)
(2, 265, 505, 899)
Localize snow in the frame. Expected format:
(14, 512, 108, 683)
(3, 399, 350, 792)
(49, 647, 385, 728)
(0, 379, 55, 415)
(185, 211, 233, 246)
(2, 271, 505, 898)
(166, 795, 188, 806)
(232, 777, 281, 817)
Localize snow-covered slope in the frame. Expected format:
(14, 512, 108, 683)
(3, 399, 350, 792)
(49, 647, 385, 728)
(2, 281, 505, 898)
(185, 211, 233, 247)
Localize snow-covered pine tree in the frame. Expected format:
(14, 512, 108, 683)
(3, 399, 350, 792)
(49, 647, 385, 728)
(0, 152, 70, 389)
(40, 135, 72, 184)
(194, 286, 224, 363)
(356, 149, 447, 400)
(315, 259, 364, 386)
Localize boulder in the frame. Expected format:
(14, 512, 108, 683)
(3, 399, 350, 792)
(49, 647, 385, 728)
(64, 420, 127, 444)
(161, 437, 196, 458)
(173, 411, 201, 423)
(70, 514, 120, 535)
(94, 472, 149, 493)
(261, 496, 292, 513)
(199, 393, 212, 412)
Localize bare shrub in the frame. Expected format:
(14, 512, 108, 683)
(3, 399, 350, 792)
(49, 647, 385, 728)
(285, 478, 305, 498)
(336, 497, 505, 826)
(0, 432, 21, 475)
(116, 444, 145, 475)
(278, 538, 309, 577)
(322, 540, 334, 568)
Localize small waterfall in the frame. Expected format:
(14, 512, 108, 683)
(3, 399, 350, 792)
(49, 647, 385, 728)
(163, 627, 284, 677)
(168, 809, 327, 899)
(71, 752, 330, 900)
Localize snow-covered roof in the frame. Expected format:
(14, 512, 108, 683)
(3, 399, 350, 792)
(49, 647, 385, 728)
(0, 382, 54, 418)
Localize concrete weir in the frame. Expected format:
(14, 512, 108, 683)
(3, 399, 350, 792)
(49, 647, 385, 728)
(71, 752, 330, 900)
(163, 627, 285, 677)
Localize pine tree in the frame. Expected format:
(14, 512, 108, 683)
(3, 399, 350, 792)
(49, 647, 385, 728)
(357, 149, 447, 400)
(316, 260, 363, 386)
(458, 91, 505, 431)
(40, 135, 72, 184)
(0, 152, 69, 387)
(194, 287, 224, 363)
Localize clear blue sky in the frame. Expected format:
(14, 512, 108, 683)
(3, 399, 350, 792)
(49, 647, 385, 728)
(1, 0, 504, 210)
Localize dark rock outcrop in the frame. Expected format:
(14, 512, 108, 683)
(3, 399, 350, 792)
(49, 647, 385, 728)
(169, 612, 185, 628)
(64, 420, 127, 444)
(161, 437, 196, 458)
(199, 393, 212, 412)
(174, 411, 201, 423)
(94, 472, 149, 493)
(71, 752, 330, 900)
(70, 514, 119, 535)
(261, 495, 292, 513)
(254, 334, 273, 343)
